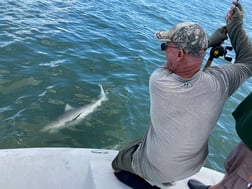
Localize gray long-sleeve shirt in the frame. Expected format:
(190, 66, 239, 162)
(132, 19, 252, 183)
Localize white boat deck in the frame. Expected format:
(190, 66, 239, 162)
(0, 148, 224, 189)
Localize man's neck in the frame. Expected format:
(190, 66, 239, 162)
(173, 57, 202, 79)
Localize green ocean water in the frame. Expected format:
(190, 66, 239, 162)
(0, 0, 252, 173)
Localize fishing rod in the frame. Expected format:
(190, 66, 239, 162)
(203, 0, 239, 71)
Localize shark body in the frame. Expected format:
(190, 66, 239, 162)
(41, 84, 107, 133)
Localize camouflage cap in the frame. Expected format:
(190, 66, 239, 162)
(233, 92, 252, 151)
(155, 22, 208, 57)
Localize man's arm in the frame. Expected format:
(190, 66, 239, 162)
(226, 2, 252, 64)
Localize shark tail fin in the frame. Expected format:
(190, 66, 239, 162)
(98, 84, 107, 101)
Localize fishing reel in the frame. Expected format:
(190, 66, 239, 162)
(209, 45, 233, 62)
(203, 45, 233, 71)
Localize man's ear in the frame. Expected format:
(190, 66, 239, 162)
(178, 51, 181, 57)
(177, 49, 184, 58)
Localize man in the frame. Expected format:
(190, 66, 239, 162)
(112, 1, 252, 188)
(188, 92, 252, 189)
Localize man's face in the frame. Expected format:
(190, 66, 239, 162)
(164, 42, 181, 71)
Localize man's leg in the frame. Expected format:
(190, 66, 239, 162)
(112, 139, 160, 188)
(114, 170, 161, 189)
(112, 139, 142, 174)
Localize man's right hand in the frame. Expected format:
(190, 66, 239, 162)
(208, 26, 228, 48)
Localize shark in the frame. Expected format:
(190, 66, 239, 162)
(41, 84, 108, 133)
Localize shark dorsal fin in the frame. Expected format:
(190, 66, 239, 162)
(65, 104, 74, 112)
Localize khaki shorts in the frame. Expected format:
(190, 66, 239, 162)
(221, 142, 252, 189)
(112, 139, 142, 174)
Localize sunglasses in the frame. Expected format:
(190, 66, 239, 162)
(161, 43, 179, 51)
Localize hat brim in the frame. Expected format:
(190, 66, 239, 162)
(154, 31, 172, 42)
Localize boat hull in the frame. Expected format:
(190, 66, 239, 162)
(0, 148, 224, 189)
